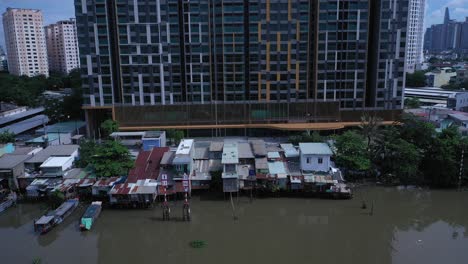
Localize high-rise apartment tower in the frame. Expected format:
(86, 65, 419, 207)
(75, 0, 408, 134)
(45, 18, 81, 73)
(2, 8, 49, 77)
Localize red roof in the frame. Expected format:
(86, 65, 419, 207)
(127, 147, 170, 183)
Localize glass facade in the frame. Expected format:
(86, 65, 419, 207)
(75, 0, 408, 127)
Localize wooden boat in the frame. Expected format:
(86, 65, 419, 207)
(0, 190, 17, 213)
(34, 199, 79, 234)
(80, 201, 102, 231)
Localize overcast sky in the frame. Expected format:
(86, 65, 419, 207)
(1, 0, 468, 50)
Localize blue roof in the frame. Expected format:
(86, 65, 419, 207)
(0, 115, 49, 135)
(26, 133, 60, 143)
(0, 107, 44, 126)
(36, 121, 85, 134)
(299, 143, 333, 155)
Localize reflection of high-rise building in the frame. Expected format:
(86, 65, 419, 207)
(424, 8, 468, 54)
(0, 45, 7, 72)
(405, 0, 425, 73)
(75, 0, 408, 134)
(2, 8, 49, 77)
(45, 19, 80, 73)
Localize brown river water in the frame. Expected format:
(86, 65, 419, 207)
(1, 187, 468, 264)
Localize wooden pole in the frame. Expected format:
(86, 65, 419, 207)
(230, 192, 238, 220)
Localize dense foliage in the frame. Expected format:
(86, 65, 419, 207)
(1, 69, 83, 120)
(77, 139, 133, 178)
(404, 97, 421, 109)
(100, 119, 119, 138)
(334, 114, 468, 187)
(0, 131, 15, 144)
(405, 71, 426, 87)
(166, 129, 185, 146)
(288, 131, 322, 145)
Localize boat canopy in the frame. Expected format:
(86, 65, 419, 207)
(35, 215, 54, 225)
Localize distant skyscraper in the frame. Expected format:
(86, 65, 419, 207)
(2, 8, 49, 77)
(45, 19, 80, 73)
(0, 45, 7, 72)
(406, 0, 425, 73)
(424, 8, 468, 54)
(74, 0, 409, 134)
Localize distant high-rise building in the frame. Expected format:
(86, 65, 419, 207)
(45, 19, 80, 73)
(2, 8, 49, 77)
(424, 8, 468, 54)
(75, 0, 408, 135)
(406, 0, 425, 73)
(0, 45, 7, 72)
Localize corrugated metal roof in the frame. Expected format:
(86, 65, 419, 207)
(222, 143, 238, 164)
(209, 141, 224, 152)
(299, 143, 333, 155)
(127, 147, 169, 183)
(40, 156, 73, 168)
(250, 140, 267, 156)
(267, 152, 281, 159)
(238, 142, 254, 159)
(0, 107, 44, 126)
(280, 144, 300, 158)
(160, 151, 175, 165)
(0, 154, 30, 169)
(36, 121, 86, 134)
(255, 158, 268, 170)
(193, 146, 209, 160)
(0, 114, 49, 135)
(268, 161, 287, 175)
(25, 145, 79, 164)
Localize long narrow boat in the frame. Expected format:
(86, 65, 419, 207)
(80, 201, 102, 231)
(0, 190, 17, 213)
(34, 199, 79, 234)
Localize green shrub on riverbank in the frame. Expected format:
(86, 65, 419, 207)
(334, 114, 468, 188)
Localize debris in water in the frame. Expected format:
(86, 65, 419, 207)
(190, 240, 207, 249)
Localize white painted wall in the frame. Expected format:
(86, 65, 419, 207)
(300, 154, 331, 172)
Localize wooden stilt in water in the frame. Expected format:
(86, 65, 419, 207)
(162, 194, 170, 221)
(230, 192, 238, 220)
(182, 193, 191, 221)
(370, 201, 374, 216)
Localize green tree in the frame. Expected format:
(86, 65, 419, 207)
(421, 126, 463, 187)
(428, 57, 440, 64)
(288, 131, 322, 145)
(43, 98, 65, 123)
(399, 113, 436, 151)
(100, 119, 119, 138)
(404, 97, 421, 109)
(405, 71, 426, 87)
(90, 141, 134, 177)
(359, 113, 383, 154)
(166, 129, 184, 146)
(334, 130, 370, 175)
(0, 131, 15, 143)
(373, 127, 421, 184)
(76, 140, 98, 168)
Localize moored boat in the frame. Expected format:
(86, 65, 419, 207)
(34, 199, 79, 234)
(0, 190, 17, 213)
(80, 201, 102, 231)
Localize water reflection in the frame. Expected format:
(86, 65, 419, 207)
(0, 187, 467, 264)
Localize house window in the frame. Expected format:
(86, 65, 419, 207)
(318, 158, 323, 164)
(306, 157, 311, 164)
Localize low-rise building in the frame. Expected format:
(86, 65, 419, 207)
(0, 154, 31, 190)
(299, 143, 333, 173)
(221, 142, 239, 193)
(425, 67, 457, 87)
(24, 144, 79, 171)
(39, 156, 74, 177)
(109, 131, 166, 150)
